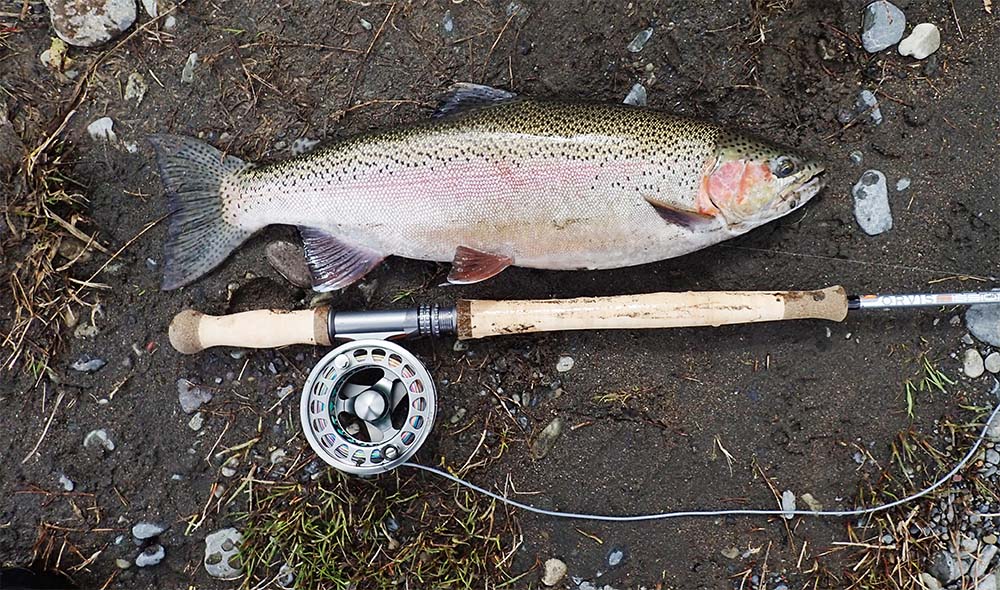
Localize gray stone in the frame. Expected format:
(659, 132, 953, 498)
(623, 83, 647, 107)
(974, 545, 998, 578)
(607, 547, 626, 568)
(531, 417, 564, 460)
(177, 379, 213, 414)
(849, 150, 864, 165)
(986, 353, 1000, 374)
(852, 170, 892, 235)
(626, 27, 653, 52)
(277, 563, 295, 589)
(896, 177, 911, 191)
(861, 1, 906, 53)
(58, 474, 74, 491)
(781, 490, 796, 519)
(70, 357, 106, 373)
(188, 412, 204, 431)
(132, 522, 166, 540)
(929, 551, 961, 584)
(967, 304, 1000, 346)
(919, 573, 943, 590)
(266, 241, 312, 288)
(135, 544, 164, 567)
(978, 574, 997, 590)
(899, 23, 941, 59)
(83, 429, 114, 452)
(204, 527, 244, 579)
(124, 72, 147, 105)
(857, 90, 883, 125)
(986, 449, 1000, 466)
(964, 349, 985, 379)
(541, 558, 567, 586)
(181, 52, 198, 84)
(44, 0, 136, 47)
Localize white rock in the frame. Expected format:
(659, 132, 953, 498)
(204, 528, 244, 579)
(919, 572, 943, 590)
(985, 352, 1000, 374)
(896, 177, 911, 191)
(556, 356, 574, 372)
(188, 412, 204, 431)
(132, 522, 166, 540)
(852, 170, 892, 235)
(964, 349, 985, 379)
(623, 83, 647, 107)
(626, 27, 653, 52)
(44, 0, 137, 47)
(87, 117, 117, 143)
(83, 429, 115, 452)
(135, 544, 164, 567)
(125, 72, 147, 104)
(541, 558, 567, 586)
(780, 490, 796, 519)
(59, 474, 75, 491)
(181, 52, 198, 84)
(899, 23, 941, 60)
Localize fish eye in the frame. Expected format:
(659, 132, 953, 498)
(773, 156, 796, 178)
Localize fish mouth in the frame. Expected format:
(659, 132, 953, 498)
(783, 166, 826, 205)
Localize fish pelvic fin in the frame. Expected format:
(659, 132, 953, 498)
(643, 196, 718, 230)
(299, 227, 384, 292)
(447, 246, 512, 284)
(149, 134, 254, 290)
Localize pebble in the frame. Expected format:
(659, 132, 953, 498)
(359, 17, 372, 30)
(626, 27, 653, 52)
(987, 449, 1000, 465)
(857, 90, 883, 125)
(623, 83, 647, 107)
(140, 0, 169, 18)
(896, 177, 911, 191)
(290, 137, 320, 156)
(132, 522, 166, 540)
(265, 241, 312, 288)
(449, 407, 467, 424)
(270, 449, 287, 464)
(607, 547, 626, 568)
(124, 72, 147, 105)
(861, 1, 906, 53)
(780, 490, 796, 519)
(899, 23, 941, 59)
(967, 304, 1000, 346)
(919, 573, 943, 590)
(44, 0, 137, 47)
(541, 558, 567, 586)
(978, 574, 997, 590)
(70, 357, 106, 373)
(452, 339, 469, 352)
(852, 170, 892, 235)
(204, 528, 244, 579)
(177, 379, 213, 414)
(181, 52, 198, 84)
(721, 547, 740, 559)
(800, 492, 823, 512)
(556, 356, 574, 372)
(849, 150, 864, 165)
(83, 429, 115, 452)
(187, 411, 204, 430)
(964, 349, 986, 379)
(441, 9, 454, 35)
(974, 545, 998, 577)
(59, 474, 75, 491)
(277, 563, 295, 589)
(930, 551, 961, 584)
(87, 117, 117, 143)
(984, 534, 998, 545)
(135, 544, 164, 567)
(985, 353, 1000, 374)
(115, 558, 132, 569)
(530, 417, 564, 460)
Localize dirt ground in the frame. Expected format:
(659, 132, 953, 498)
(2, 0, 999, 588)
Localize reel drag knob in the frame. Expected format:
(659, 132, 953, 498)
(300, 340, 435, 475)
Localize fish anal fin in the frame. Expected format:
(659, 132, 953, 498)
(299, 227, 384, 292)
(447, 246, 513, 284)
(433, 83, 518, 118)
(643, 197, 717, 230)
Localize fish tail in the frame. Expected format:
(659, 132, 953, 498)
(148, 134, 254, 290)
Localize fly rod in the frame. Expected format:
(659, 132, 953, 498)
(168, 286, 1000, 354)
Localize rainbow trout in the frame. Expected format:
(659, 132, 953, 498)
(150, 84, 824, 291)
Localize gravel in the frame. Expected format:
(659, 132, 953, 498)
(86, 117, 116, 143)
(852, 170, 892, 235)
(899, 23, 941, 59)
(861, 1, 906, 53)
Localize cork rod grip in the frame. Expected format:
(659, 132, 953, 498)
(456, 286, 848, 339)
(168, 308, 331, 354)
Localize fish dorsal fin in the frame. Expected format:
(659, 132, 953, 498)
(643, 197, 718, 230)
(433, 83, 518, 118)
(299, 227, 384, 292)
(447, 246, 513, 284)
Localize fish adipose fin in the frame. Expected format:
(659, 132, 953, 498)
(447, 246, 513, 284)
(643, 197, 717, 230)
(299, 227, 384, 292)
(149, 134, 254, 290)
(433, 83, 518, 118)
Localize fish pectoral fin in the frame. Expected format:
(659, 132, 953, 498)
(643, 197, 718, 230)
(447, 246, 513, 284)
(299, 227, 384, 292)
(433, 83, 518, 118)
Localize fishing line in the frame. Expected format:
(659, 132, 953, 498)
(722, 245, 998, 282)
(402, 403, 1000, 522)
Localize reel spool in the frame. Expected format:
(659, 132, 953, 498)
(300, 340, 436, 475)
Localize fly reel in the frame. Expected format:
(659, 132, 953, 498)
(300, 340, 436, 475)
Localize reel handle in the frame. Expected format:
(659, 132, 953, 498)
(169, 308, 331, 354)
(457, 286, 848, 339)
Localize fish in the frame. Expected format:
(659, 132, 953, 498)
(149, 83, 825, 291)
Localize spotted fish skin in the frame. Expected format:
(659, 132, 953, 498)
(150, 86, 824, 291)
